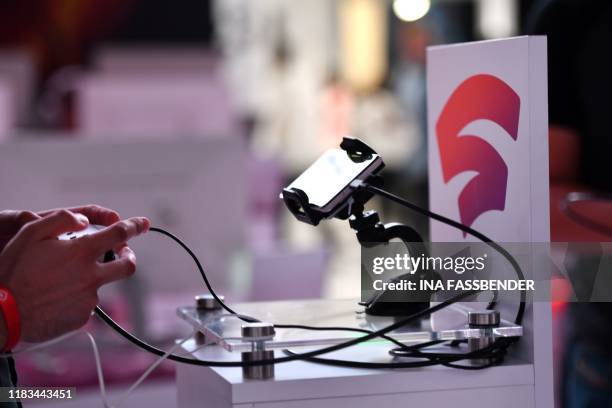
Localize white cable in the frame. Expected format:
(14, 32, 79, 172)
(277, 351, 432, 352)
(1, 331, 112, 408)
(84, 332, 110, 408)
(1, 328, 202, 408)
(0, 330, 81, 357)
(110, 329, 197, 408)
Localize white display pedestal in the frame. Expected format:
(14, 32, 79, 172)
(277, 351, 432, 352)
(175, 298, 534, 408)
(176, 336, 535, 408)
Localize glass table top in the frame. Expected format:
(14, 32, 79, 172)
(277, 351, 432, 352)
(177, 299, 522, 352)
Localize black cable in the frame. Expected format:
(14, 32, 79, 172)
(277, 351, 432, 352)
(390, 339, 465, 358)
(146, 227, 495, 356)
(283, 337, 512, 369)
(149, 227, 259, 323)
(95, 226, 512, 369)
(388, 338, 510, 361)
(148, 227, 408, 349)
(561, 192, 612, 238)
(272, 323, 410, 350)
(95, 185, 526, 369)
(359, 183, 526, 325)
(358, 183, 525, 363)
(94, 290, 476, 367)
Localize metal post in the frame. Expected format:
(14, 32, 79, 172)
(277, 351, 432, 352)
(241, 323, 276, 379)
(194, 294, 224, 344)
(468, 310, 500, 366)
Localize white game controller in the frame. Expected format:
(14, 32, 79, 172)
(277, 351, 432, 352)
(58, 224, 116, 262)
(58, 224, 105, 241)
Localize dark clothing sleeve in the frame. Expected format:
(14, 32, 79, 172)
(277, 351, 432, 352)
(0, 357, 20, 408)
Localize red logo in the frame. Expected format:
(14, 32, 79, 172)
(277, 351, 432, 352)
(436, 74, 520, 233)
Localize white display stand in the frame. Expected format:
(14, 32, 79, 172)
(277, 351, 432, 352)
(427, 36, 552, 407)
(177, 335, 534, 408)
(176, 36, 553, 408)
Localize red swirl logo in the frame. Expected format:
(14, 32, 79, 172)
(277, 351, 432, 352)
(436, 74, 521, 233)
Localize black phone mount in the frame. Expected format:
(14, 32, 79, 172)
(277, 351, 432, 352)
(281, 138, 379, 226)
(282, 137, 434, 317)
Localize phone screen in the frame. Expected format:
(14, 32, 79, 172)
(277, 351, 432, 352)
(286, 149, 380, 208)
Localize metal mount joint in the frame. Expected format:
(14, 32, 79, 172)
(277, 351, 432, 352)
(193, 294, 225, 344)
(241, 323, 276, 380)
(468, 310, 500, 366)
(195, 294, 225, 311)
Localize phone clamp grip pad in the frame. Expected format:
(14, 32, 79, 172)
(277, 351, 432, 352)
(281, 187, 324, 226)
(340, 137, 376, 162)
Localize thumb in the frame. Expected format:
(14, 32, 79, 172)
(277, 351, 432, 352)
(20, 210, 89, 241)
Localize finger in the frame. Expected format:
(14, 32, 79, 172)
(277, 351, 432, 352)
(87, 217, 150, 256)
(20, 210, 89, 241)
(0, 210, 40, 233)
(40, 205, 120, 227)
(95, 246, 137, 286)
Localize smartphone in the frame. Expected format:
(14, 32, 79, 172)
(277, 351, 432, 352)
(284, 148, 384, 212)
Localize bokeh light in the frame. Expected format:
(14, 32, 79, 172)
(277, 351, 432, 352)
(393, 0, 431, 22)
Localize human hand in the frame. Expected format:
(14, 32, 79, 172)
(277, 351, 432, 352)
(0, 210, 149, 343)
(0, 205, 122, 254)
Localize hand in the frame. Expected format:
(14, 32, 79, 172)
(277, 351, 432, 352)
(0, 205, 121, 254)
(0, 210, 149, 343)
(0, 211, 39, 253)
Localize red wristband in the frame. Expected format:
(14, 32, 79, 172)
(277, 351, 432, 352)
(0, 287, 20, 351)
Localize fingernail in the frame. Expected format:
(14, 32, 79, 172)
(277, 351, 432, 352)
(121, 246, 133, 254)
(76, 214, 89, 225)
(122, 246, 136, 260)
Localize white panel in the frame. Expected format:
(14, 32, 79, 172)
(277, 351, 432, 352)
(426, 36, 553, 407)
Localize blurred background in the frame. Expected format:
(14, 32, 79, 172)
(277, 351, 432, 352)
(0, 0, 584, 405)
